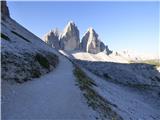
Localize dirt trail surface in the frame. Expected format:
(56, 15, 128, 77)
(2, 54, 95, 120)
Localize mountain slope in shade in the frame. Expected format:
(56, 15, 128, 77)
(80, 67, 160, 120)
(1, 2, 59, 83)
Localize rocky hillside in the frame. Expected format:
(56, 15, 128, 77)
(76, 60, 160, 86)
(1, 1, 59, 83)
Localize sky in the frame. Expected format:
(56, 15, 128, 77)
(7, 1, 159, 57)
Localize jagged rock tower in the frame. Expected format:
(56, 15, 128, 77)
(81, 28, 105, 54)
(60, 21, 80, 51)
(43, 28, 61, 49)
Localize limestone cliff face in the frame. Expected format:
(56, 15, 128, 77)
(1, 1, 10, 17)
(81, 28, 105, 54)
(43, 21, 112, 55)
(60, 21, 80, 51)
(43, 28, 61, 49)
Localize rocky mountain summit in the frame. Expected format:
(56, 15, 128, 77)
(43, 28, 61, 49)
(60, 21, 80, 51)
(43, 21, 112, 54)
(81, 27, 105, 54)
(44, 21, 80, 51)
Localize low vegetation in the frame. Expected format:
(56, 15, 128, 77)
(32, 69, 41, 78)
(35, 53, 50, 69)
(73, 66, 123, 120)
(131, 59, 160, 67)
(1, 33, 10, 41)
(2, 51, 59, 83)
(75, 60, 160, 87)
(11, 31, 30, 42)
(141, 59, 160, 67)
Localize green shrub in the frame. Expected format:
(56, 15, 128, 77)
(35, 53, 50, 69)
(44, 51, 59, 68)
(1, 33, 10, 41)
(11, 31, 30, 42)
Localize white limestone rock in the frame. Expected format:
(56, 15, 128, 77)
(60, 21, 80, 51)
(43, 28, 61, 49)
(81, 28, 105, 54)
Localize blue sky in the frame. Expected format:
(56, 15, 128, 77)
(7, 1, 159, 56)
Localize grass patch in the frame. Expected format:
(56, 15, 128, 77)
(73, 66, 122, 120)
(142, 59, 160, 67)
(11, 31, 30, 42)
(74, 67, 96, 89)
(35, 53, 50, 69)
(1, 33, 10, 41)
(130, 59, 160, 67)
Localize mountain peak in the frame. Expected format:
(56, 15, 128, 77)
(60, 21, 80, 51)
(86, 27, 97, 36)
(68, 21, 75, 26)
(88, 27, 94, 32)
(50, 28, 61, 36)
(81, 27, 106, 54)
(63, 21, 77, 35)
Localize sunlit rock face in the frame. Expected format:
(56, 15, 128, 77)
(43, 28, 61, 49)
(43, 21, 112, 55)
(60, 21, 80, 51)
(81, 28, 105, 54)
